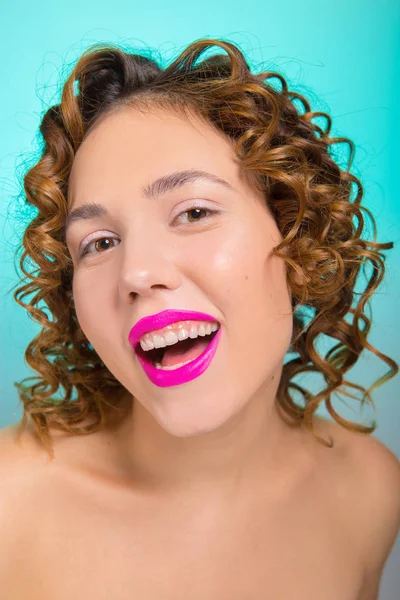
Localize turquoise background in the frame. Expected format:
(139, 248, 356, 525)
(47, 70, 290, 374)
(1, 4, 399, 433)
(0, 0, 399, 593)
(1, 1, 399, 440)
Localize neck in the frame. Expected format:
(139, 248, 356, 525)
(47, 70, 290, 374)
(108, 369, 308, 501)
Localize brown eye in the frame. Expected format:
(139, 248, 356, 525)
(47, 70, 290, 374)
(177, 207, 214, 224)
(80, 236, 119, 258)
(187, 208, 208, 222)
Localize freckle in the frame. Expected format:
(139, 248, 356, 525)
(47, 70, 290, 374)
(245, 275, 248, 281)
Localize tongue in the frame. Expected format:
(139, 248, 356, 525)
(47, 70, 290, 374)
(161, 337, 211, 367)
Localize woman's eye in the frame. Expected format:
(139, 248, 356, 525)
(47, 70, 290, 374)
(79, 207, 215, 258)
(80, 236, 119, 258)
(176, 207, 213, 224)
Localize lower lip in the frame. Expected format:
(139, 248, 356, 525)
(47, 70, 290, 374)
(135, 328, 222, 388)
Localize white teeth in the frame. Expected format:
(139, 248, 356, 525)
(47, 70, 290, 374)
(139, 321, 219, 352)
(164, 331, 179, 346)
(154, 358, 194, 370)
(153, 335, 167, 349)
(178, 328, 189, 341)
(145, 338, 155, 350)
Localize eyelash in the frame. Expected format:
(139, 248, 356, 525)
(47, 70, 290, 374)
(78, 206, 217, 258)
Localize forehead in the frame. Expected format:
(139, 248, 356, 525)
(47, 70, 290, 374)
(68, 107, 241, 199)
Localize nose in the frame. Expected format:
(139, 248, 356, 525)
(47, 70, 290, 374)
(117, 233, 182, 301)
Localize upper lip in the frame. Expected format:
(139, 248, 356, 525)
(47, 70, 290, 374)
(128, 309, 220, 350)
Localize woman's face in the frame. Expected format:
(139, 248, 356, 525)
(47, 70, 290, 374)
(66, 106, 293, 436)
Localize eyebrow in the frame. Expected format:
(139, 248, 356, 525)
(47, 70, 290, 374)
(64, 169, 236, 236)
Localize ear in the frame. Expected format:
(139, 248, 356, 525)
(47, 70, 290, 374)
(289, 256, 318, 288)
(291, 269, 308, 287)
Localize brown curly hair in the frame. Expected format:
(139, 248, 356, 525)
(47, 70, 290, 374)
(8, 37, 398, 460)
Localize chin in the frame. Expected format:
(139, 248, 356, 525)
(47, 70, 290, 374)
(146, 390, 250, 438)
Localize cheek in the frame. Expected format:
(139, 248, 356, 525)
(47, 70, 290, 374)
(198, 227, 292, 362)
(72, 272, 115, 345)
(195, 226, 288, 314)
(186, 227, 258, 304)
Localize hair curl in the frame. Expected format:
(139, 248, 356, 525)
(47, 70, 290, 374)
(8, 37, 398, 460)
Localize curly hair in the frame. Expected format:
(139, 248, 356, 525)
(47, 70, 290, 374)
(8, 37, 398, 460)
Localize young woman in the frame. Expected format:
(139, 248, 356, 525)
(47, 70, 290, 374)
(1, 38, 399, 599)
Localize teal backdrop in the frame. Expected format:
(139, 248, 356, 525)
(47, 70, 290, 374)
(0, 1, 399, 592)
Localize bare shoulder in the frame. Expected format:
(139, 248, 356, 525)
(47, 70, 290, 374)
(317, 417, 400, 599)
(348, 427, 400, 598)
(0, 420, 58, 521)
(0, 420, 47, 508)
(342, 422, 400, 556)
(0, 420, 47, 466)
(0, 422, 38, 569)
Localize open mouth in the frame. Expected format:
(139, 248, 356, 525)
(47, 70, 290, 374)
(135, 328, 219, 370)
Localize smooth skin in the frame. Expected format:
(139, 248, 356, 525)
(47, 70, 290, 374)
(0, 106, 399, 599)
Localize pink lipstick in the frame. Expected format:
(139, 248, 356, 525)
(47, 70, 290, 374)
(128, 309, 222, 387)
